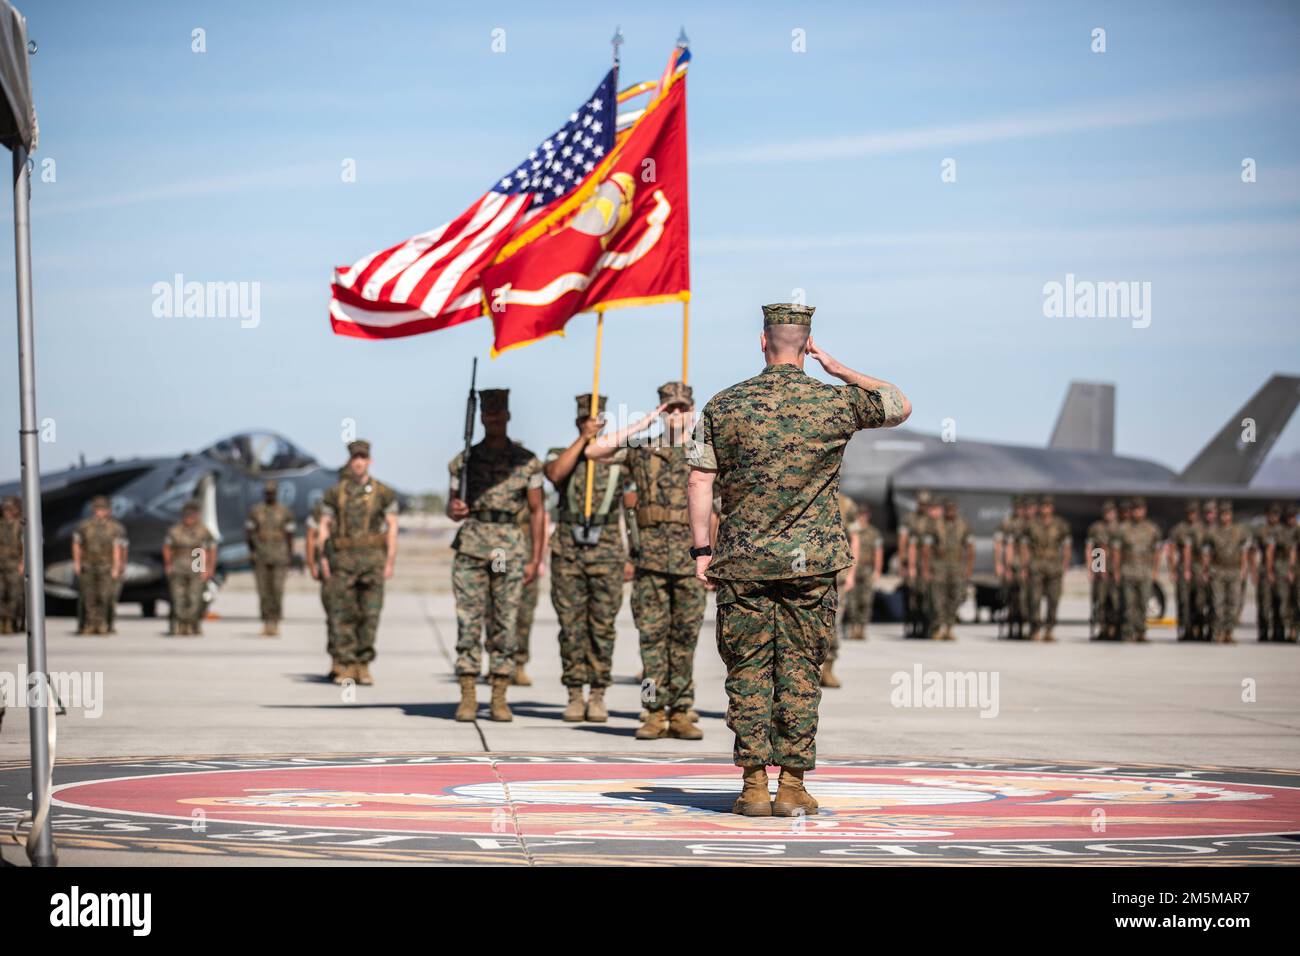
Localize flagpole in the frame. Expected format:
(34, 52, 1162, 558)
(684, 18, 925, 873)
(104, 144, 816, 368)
(582, 310, 604, 522)
(681, 300, 689, 384)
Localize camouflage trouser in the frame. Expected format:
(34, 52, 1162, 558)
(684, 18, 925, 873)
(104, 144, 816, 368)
(1281, 574, 1298, 637)
(0, 565, 23, 631)
(253, 560, 288, 622)
(631, 569, 705, 714)
(1118, 575, 1150, 641)
(320, 568, 345, 660)
(80, 565, 118, 631)
(934, 568, 964, 628)
(453, 551, 522, 678)
(551, 556, 623, 688)
(168, 570, 206, 628)
(841, 571, 874, 630)
(915, 577, 937, 638)
(1090, 575, 1113, 635)
(1027, 569, 1062, 631)
(1256, 577, 1284, 641)
(1174, 574, 1193, 639)
(828, 567, 849, 661)
(496, 570, 540, 665)
(1210, 571, 1243, 638)
(332, 551, 385, 664)
(714, 574, 836, 770)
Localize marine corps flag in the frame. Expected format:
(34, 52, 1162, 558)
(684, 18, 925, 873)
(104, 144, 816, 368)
(483, 48, 690, 355)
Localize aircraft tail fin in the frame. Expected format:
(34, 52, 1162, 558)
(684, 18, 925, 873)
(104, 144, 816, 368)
(1177, 375, 1300, 485)
(1049, 382, 1115, 454)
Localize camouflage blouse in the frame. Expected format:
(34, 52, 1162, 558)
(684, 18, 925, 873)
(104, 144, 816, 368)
(164, 521, 215, 575)
(245, 502, 296, 565)
(74, 516, 128, 568)
(626, 442, 693, 576)
(690, 363, 905, 581)
(449, 440, 543, 562)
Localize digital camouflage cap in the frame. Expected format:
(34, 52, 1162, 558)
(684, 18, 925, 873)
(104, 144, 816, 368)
(575, 393, 607, 418)
(91, 495, 111, 510)
(347, 439, 372, 458)
(761, 302, 814, 327)
(480, 389, 509, 413)
(657, 381, 693, 408)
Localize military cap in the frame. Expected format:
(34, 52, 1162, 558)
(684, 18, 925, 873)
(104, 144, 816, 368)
(761, 302, 815, 327)
(657, 381, 694, 408)
(1118, 498, 1133, 510)
(90, 495, 111, 510)
(1, 495, 19, 510)
(1286, 503, 1298, 518)
(479, 389, 510, 413)
(1219, 498, 1234, 512)
(1039, 494, 1054, 506)
(1203, 499, 1219, 513)
(181, 500, 200, 515)
(942, 497, 957, 509)
(1101, 498, 1117, 511)
(1184, 498, 1200, 512)
(916, 489, 932, 505)
(1268, 501, 1282, 516)
(347, 439, 371, 459)
(1130, 496, 1146, 508)
(575, 393, 608, 418)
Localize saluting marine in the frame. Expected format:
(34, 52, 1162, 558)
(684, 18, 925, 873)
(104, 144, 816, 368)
(687, 302, 910, 817)
(447, 389, 546, 721)
(545, 393, 630, 724)
(72, 495, 128, 635)
(1165, 500, 1201, 641)
(318, 440, 399, 685)
(0, 496, 24, 634)
(1023, 495, 1070, 642)
(162, 500, 216, 636)
(1200, 498, 1248, 644)
(589, 381, 705, 740)
(245, 479, 296, 636)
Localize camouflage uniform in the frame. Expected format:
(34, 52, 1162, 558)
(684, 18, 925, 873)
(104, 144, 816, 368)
(449, 424, 544, 680)
(1165, 505, 1201, 641)
(1278, 509, 1298, 641)
(163, 511, 215, 634)
(843, 516, 880, 638)
(1024, 501, 1070, 639)
(547, 394, 629, 690)
(321, 455, 397, 666)
(245, 486, 296, 630)
(933, 504, 971, 639)
(995, 501, 1027, 637)
(305, 498, 344, 665)
(627, 394, 705, 718)
(0, 499, 23, 634)
(1252, 511, 1285, 642)
(691, 303, 908, 770)
(827, 496, 859, 663)
(74, 505, 128, 634)
(1111, 504, 1161, 642)
(1085, 505, 1119, 639)
(1202, 507, 1248, 643)
(1190, 502, 1219, 639)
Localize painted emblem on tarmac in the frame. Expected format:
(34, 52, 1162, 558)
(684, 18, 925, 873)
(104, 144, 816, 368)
(4, 755, 1298, 864)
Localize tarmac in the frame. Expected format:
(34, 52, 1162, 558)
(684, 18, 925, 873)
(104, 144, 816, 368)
(1, 519, 1298, 866)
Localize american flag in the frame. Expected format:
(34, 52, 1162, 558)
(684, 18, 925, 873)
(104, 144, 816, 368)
(330, 70, 618, 339)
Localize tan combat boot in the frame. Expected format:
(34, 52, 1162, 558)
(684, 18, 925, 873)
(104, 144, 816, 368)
(512, 663, 532, 687)
(327, 660, 342, 681)
(668, 711, 703, 740)
(260, 621, 272, 636)
(455, 675, 477, 721)
(332, 663, 355, 685)
(489, 676, 513, 722)
(635, 709, 668, 740)
(585, 686, 608, 723)
(820, 661, 841, 689)
(772, 767, 819, 817)
(562, 686, 586, 722)
(850, 623, 865, 641)
(355, 662, 374, 686)
(732, 766, 772, 816)
(1043, 628, 1055, 642)
(686, 709, 700, 724)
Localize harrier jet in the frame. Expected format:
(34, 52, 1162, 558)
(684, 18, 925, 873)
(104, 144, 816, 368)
(840, 375, 1300, 619)
(0, 432, 343, 617)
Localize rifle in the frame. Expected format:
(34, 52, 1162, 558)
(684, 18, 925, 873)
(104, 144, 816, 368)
(459, 358, 477, 509)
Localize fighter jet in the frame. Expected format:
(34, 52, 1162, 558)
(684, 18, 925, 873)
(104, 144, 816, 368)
(0, 432, 345, 617)
(840, 374, 1300, 619)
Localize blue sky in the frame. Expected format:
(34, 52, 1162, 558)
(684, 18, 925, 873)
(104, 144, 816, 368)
(1, 0, 1298, 489)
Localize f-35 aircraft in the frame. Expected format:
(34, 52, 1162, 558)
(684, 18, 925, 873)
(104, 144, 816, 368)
(839, 374, 1300, 619)
(0, 432, 342, 617)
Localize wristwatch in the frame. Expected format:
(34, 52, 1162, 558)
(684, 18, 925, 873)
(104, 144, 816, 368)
(689, 545, 712, 559)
